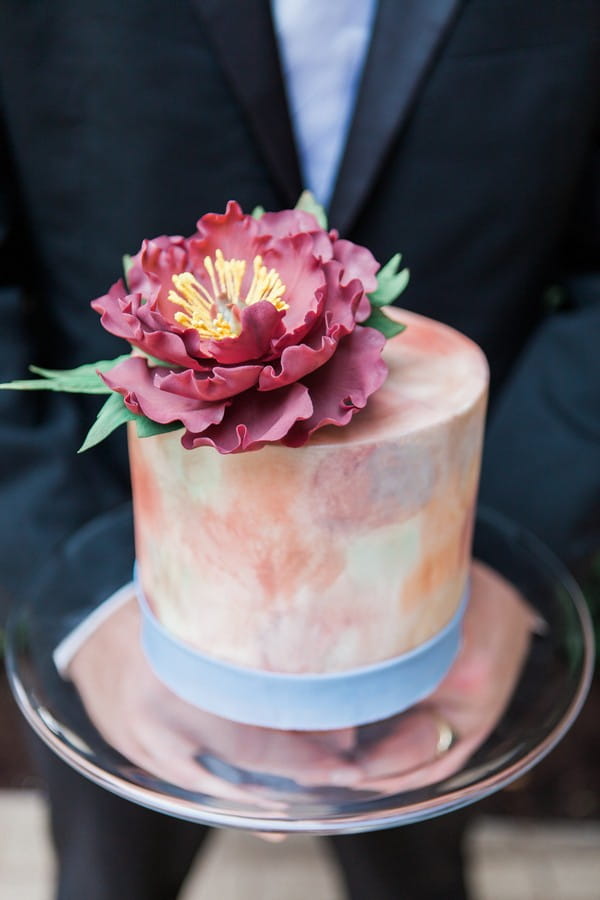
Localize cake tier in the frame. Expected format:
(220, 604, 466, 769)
(129, 309, 488, 674)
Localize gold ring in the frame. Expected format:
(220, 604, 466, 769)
(433, 714, 457, 755)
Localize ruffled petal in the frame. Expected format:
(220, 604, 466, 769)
(318, 261, 368, 333)
(181, 300, 286, 364)
(91, 281, 206, 370)
(332, 238, 379, 292)
(183, 381, 313, 454)
(91, 280, 143, 339)
(260, 232, 326, 337)
(257, 209, 334, 260)
(258, 332, 337, 391)
(100, 357, 228, 433)
(257, 208, 322, 237)
(191, 200, 268, 267)
(157, 363, 263, 402)
(282, 327, 387, 446)
(129, 236, 190, 313)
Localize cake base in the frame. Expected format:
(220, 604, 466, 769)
(136, 569, 469, 731)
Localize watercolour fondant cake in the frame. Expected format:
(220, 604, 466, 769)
(129, 308, 488, 676)
(3, 195, 488, 729)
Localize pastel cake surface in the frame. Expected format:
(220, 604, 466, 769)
(129, 309, 489, 674)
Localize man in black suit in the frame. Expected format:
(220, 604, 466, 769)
(0, 2, 598, 898)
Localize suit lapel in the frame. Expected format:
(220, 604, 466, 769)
(190, 0, 302, 206)
(191, 0, 462, 229)
(329, 0, 463, 235)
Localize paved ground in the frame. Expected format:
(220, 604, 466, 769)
(465, 818, 600, 900)
(1, 791, 600, 900)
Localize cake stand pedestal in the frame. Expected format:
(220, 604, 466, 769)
(4, 506, 594, 835)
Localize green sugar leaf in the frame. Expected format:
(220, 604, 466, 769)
(295, 190, 328, 229)
(134, 349, 173, 368)
(78, 392, 138, 452)
(122, 254, 134, 285)
(30, 356, 130, 380)
(251, 205, 266, 219)
(135, 418, 183, 439)
(79, 390, 184, 451)
(0, 356, 130, 395)
(363, 306, 407, 339)
(369, 255, 410, 306)
(0, 378, 84, 392)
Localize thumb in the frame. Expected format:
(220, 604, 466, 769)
(253, 831, 288, 843)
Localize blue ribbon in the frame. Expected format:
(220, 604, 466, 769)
(136, 567, 469, 730)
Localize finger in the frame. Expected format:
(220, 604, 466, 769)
(221, 730, 363, 787)
(354, 710, 444, 779)
(228, 751, 363, 788)
(252, 831, 288, 843)
(114, 728, 288, 810)
(354, 732, 482, 794)
(304, 727, 358, 753)
(262, 747, 363, 787)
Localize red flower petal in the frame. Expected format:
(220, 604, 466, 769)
(191, 201, 268, 268)
(181, 300, 286, 365)
(332, 238, 379, 292)
(100, 357, 228, 433)
(92, 281, 144, 340)
(282, 327, 387, 446)
(92, 281, 206, 370)
(129, 235, 190, 313)
(257, 208, 322, 237)
(318, 261, 368, 334)
(183, 381, 313, 454)
(257, 209, 334, 260)
(261, 232, 326, 332)
(157, 364, 263, 402)
(258, 332, 337, 391)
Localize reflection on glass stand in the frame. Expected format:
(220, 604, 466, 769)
(5, 506, 594, 835)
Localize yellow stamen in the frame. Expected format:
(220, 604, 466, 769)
(245, 255, 287, 310)
(168, 248, 288, 340)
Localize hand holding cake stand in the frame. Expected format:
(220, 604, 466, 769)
(65, 559, 534, 799)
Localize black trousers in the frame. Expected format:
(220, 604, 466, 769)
(32, 739, 469, 900)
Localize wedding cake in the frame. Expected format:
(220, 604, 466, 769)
(129, 308, 488, 678)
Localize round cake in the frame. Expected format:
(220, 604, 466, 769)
(129, 308, 489, 677)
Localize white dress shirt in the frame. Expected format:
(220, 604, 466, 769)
(271, 0, 377, 207)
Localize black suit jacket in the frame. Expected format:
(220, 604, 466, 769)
(0, 0, 598, 615)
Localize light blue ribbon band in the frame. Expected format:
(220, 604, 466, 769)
(136, 567, 469, 731)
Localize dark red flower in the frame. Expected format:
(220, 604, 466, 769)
(92, 201, 387, 453)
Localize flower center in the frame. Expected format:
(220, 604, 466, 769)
(168, 249, 288, 340)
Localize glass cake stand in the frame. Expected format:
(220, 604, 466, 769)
(5, 506, 594, 835)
